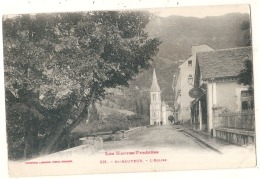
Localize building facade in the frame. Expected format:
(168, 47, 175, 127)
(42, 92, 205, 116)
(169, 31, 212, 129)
(173, 44, 213, 124)
(191, 46, 253, 133)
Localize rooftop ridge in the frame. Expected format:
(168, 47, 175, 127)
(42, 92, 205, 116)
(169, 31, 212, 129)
(196, 46, 252, 56)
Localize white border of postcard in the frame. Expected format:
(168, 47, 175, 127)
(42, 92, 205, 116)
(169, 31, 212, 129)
(0, 0, 260, 179)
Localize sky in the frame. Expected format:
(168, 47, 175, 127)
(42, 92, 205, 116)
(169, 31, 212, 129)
(148, 4, 250, 18)
(4, 4, 250, 20)
(2, 0, 250, 18)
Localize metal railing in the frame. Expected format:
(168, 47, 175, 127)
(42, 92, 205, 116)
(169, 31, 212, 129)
(213, 110, 255, 131)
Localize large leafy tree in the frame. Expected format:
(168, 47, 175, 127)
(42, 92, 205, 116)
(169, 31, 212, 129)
(3, 11, 161, 157)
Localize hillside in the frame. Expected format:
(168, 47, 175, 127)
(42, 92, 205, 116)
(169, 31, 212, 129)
(146, 13, 250, 61)
(97, 100, 135, 117)
(105, 13, 251, 111)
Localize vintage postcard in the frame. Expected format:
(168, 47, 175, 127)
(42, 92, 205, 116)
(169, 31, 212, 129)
(1, 2, 258, 178)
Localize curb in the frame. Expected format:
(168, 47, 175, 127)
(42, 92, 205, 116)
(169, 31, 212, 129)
(181, 129, 222, 154)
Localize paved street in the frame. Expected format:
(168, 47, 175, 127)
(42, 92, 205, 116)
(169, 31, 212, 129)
(103, 125, 213, 153)
(15, 125, 255, 176)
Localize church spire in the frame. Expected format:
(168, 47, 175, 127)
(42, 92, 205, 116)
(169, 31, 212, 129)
(150, 68, 161, 92)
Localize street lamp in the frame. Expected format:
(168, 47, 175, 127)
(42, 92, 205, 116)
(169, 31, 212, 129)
(188, 74, 193, 86)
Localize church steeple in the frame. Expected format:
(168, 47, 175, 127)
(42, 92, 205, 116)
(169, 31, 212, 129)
(150, 68, 162, 125)
(150, 68, 161, 92)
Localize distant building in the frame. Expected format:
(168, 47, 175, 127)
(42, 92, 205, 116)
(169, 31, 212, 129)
(162, 101, 174, 124)
(192, 46, 253, 132)
(173, 44, 214, 124)
(150, 69, 172, 125)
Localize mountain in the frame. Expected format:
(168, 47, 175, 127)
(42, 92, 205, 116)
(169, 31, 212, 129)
(108, 13, 251, 110)
(146, 13, 251, 62)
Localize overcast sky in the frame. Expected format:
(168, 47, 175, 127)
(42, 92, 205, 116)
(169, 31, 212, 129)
(3, 4, 250, 19)
(148, 4, 250, 18)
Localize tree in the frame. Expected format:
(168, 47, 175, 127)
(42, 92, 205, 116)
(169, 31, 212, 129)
(135, 100, 140, 115)
(168, 115, 175, 124)
(6, 95, 43, 159)
(139, 100, 144, 115)
(3, 11, 161, 157)
(147, 99, 150, 117)
(88, 102, 100, 122)
(237, 58, 253, 88)
(237, 57, 254, 110)
(240, 20, 251, 46)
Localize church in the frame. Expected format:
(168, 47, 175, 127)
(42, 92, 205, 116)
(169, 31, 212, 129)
(150, 69, 173, 125)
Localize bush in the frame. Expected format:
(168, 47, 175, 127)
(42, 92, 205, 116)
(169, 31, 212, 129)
(70, 113, 149, 148)
(127, 114, 150, 127)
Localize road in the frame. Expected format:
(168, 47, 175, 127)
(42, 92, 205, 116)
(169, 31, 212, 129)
(103, 125, 214, 153)
(19, 125, 255, 176)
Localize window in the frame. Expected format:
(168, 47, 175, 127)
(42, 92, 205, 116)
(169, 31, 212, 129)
(188, 60, 192, 67)
(153, 94, 156, 101)
(241, 90, 254, 110)
(242, 101, 249, 110)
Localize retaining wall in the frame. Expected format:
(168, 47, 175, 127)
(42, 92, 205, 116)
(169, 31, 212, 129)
(36, 127, 146, 158)
(114, 126, 147, 140)
(46, 137, 103, 158)
(213, 128, 255, 146)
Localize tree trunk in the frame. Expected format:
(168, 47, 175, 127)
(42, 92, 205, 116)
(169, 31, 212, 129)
(40, 102, 90, 155)
(41, 123, 64, 154)
(41, 85, 97, 155)
(23, 130, 28, 159)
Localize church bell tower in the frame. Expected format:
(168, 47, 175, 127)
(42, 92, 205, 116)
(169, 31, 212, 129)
(150, 69, 162, 125)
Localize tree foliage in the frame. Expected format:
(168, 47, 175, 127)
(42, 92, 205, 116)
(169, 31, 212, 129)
(240, 20, 251, 46)
(3, 11, 161, 158)
(237, 58, 253, 87)
(168, 115, 175, 124)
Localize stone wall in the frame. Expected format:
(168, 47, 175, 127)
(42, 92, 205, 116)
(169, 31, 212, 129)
(114, 126, 147, 140)
(45, 137, 103, 158)
(213, 128, 255, 146)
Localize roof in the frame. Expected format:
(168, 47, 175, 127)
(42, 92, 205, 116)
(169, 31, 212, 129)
(196, 46, 252, 80)
(150, 68, 161, 92)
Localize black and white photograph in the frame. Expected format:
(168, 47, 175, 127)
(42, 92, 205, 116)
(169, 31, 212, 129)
(1, 1, 258, 177)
